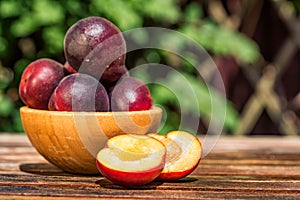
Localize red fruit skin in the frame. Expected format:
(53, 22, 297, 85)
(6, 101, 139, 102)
(48, 94, 56, 111)
(19, 58, 65, 110)
(64, 16, 126, 80)
(96, 158, 164, 187)
(156, 136, 203, 181)
(48, 73, 109, 112)
(100, 64, 129, 88)
(64, 61, 77, 74)
(156, 157, 201, 181)
(110, 77, 153, 111)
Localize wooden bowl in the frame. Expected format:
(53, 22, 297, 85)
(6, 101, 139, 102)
(20, 106, 162, 174)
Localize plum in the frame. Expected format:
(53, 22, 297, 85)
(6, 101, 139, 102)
(110, 77, 153, 111)
(149, 131, 202, 181)
(96, 134, 166, 186)
(19, 58, 65, 110)
(49, 73, 109, 112)
(64, 16, 126, 82)
(101, 64, 129, 88)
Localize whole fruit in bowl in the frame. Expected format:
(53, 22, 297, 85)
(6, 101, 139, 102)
(100, 64, 129, 88)
(19, 58, 65, 110)
(48, 73, 109, 112)
(18, 16, 162, 175)
(110, 77, 153, 111)
(64, 16, 126, 82)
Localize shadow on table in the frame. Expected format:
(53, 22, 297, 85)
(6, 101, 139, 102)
(96, 178, 163, 190)
(95, 176, 197, 190)
(19, 163, 94, 176)
(20, 163, 198, 190)
(162, 177, 198, 183)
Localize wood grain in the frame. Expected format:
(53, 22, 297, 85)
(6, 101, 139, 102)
(0, 134, 299, 199)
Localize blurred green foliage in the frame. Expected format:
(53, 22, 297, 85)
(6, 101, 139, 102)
(0, 0, 260, 133)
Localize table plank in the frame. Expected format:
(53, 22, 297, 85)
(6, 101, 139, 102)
(0, 134, 299, 199)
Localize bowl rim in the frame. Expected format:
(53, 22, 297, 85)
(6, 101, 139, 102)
(20, 106, 162, 116)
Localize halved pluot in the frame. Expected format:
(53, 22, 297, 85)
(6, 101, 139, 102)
(96, 134, 166, 186)
(148, 131, 202, 181)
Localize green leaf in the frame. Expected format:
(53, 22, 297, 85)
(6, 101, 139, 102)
(91, 0, 142, 30)
(184, 2, 203, 24)
(10, 14, 38, 37)
(158, 108, 180, 135)
(42, 26, 64, 54)
(13, 110, 24, 132)
(156, 71, 240, 132)
(180, 21, 260, 64)
(151, 85, 177, 105)
(131, 0, 180, 24)
(0, 0, 23, 18)
(14, 59, 30, 77)
(32, 0, 65, 26)
(145, 50, 161, 63)
(66, 0, 85, 15)
(0, 37, 8, 55)
(0, 93, 14, 117)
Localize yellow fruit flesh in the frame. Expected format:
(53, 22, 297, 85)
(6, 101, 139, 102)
(97, 134, 166, 172)
(149, 132, 202, 172)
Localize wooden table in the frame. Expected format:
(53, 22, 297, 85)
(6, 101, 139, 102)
(0, 134, 299, 199)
